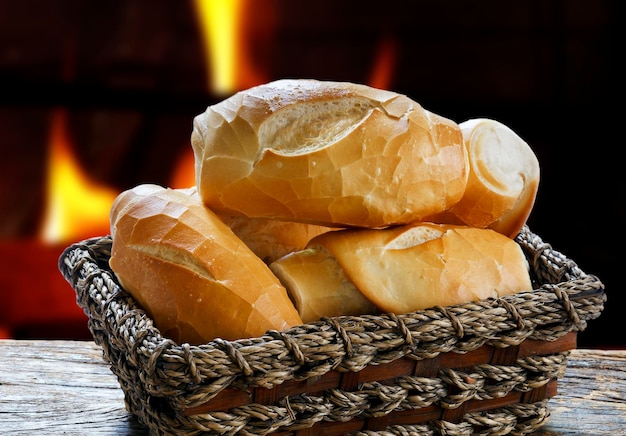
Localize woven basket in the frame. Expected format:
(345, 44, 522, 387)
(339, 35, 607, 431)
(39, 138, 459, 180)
(59, 226, 606, 435)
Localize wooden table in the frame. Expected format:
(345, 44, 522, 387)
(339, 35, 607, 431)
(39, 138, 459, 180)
(1, 340, 624, 435)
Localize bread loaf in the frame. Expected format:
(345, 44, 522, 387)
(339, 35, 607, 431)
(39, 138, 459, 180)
(191, 79, 469, 228)
(108, 184, 302, 344)
(269, 246, 380, 323)
(271, 222, 532, 318)
(427, 118, 540, 238)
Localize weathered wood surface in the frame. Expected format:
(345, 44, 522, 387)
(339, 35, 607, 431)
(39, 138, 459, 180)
(0, 340, 624, 435)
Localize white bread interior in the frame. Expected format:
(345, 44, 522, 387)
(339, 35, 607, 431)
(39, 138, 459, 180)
(191, 79, 469, 228)
(271, 222, 532, 318)
(108, 184, 302, 344)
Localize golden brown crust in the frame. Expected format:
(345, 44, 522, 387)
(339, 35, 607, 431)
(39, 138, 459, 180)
(272, 222, 532, 317)
(429, 118, 540, 238)
(191, 79, 468, 228)
(217, 213, 337, 264)
(108, 184, 302, 344)
(270, 247, 380, 323)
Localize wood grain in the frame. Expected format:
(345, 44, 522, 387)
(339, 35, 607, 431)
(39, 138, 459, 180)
(0, 340, 624, 435)
(0, 339, 148, 435)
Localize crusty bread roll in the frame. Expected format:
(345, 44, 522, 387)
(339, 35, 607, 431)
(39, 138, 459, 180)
(191, 79, 469, 228)
(428, 118, 540, 238)
(108, 184, 302, 344)
(217, 213, 337, 264)
(271, 222, 532, 318)
(269, 247, 380, 323)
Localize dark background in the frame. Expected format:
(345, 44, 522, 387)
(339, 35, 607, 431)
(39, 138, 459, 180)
(0, 0, 623, 348)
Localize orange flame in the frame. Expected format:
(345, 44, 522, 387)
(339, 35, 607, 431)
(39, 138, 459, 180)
(172, 0, 275, 187)
(193, 0, 242, 95)
(192, 0, 269, 95)
(170, 148, 197, 189)
(17, 4, 404, 343)
(40, 109, 118, 244)
(368, 33, 398, 90)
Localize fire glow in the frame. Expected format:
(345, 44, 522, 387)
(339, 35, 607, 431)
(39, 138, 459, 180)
(193, 0, 242, 95)
(40, 109, 118, 244)
(3, 4, 399, 340)
(39, 109, 204, 244)
(38, 4, 398, 244)
(193, 0, 271, 96)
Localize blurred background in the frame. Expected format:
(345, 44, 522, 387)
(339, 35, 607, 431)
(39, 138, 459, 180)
(0, 0, 622, 348)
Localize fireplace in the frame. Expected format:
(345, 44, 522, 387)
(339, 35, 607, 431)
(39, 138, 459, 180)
(0, 0, 621, 347)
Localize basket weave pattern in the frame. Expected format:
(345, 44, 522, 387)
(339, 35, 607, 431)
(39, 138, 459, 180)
(59, 226, 605, 435)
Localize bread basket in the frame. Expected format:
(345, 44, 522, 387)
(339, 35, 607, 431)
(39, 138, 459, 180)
(59, 225, 605, 435)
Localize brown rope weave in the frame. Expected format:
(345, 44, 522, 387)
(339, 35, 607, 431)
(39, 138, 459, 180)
(59, 226, 606, 435)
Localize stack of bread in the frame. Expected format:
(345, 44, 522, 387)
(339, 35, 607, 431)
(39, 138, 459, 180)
(108, 79, 540, 344)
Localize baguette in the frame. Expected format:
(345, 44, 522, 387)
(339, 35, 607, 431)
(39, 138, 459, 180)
(191, 79, 469, 228)
(108, 184, 302, 344)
